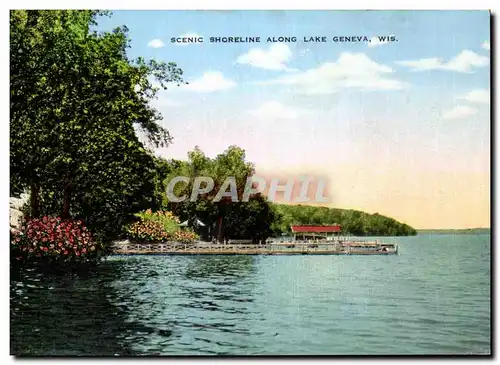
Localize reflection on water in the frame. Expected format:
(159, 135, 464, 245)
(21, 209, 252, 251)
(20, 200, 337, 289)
(10, 255, 262, 355)
(11, 235, 491, 356)
(10, 263, 140, 356)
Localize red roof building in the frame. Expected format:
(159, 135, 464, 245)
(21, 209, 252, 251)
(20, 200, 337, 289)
(290, 225, 341, 233)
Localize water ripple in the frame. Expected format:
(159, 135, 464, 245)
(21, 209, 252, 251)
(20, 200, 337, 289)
(11, 235, 490, 355)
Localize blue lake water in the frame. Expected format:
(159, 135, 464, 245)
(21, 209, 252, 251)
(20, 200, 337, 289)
(10, 234, 491, 355)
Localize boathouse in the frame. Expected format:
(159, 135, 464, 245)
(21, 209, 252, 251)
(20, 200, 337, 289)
(290, 224, 341, 241)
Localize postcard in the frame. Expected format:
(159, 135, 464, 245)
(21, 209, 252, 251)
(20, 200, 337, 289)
(10, 10, 491, 356)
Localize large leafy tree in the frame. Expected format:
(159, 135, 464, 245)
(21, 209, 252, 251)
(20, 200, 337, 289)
(162, 146, 275, 242)
(10, 10, 185, 241)
(10, 10, 97, 215)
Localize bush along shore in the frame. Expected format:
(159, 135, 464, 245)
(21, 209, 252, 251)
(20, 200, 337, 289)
(10, 209, 198, 269)
(10, 216, 105, 272)
(125, 209, 198, 244)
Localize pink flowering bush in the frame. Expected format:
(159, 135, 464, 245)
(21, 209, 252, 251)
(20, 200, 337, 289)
(11, 216, 103, 264)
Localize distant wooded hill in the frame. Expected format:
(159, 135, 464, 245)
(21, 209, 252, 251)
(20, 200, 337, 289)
(271, 204, 417, 236)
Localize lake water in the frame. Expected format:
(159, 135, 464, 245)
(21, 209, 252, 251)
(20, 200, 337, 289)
(10, 234, 491, 356)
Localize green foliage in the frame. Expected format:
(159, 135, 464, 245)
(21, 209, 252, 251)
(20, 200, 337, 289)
(222, 196, 277, 241)
(155, 146, 416, 241)
(126, 209, 198, 243)
(9, 9, 417, 251)
(126, 220, 171, 242)
(10, 10, 186, 246)
(270, 204, 417, 236)
(134, 209, 181, 235)
(160, 146, 274, 243)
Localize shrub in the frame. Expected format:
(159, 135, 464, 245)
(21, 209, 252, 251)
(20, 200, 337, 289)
(134, 209, 180, 234)
(126, 219, 171, 242)
(173, 230, 199, 243)
(10, 216, 103, 265)
(126, 209, 198, 243)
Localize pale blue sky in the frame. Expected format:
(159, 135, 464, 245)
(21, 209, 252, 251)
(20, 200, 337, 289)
(97, 11, 490, 228)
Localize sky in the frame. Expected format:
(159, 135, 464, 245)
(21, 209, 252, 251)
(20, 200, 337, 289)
(98, 10, 490, 229)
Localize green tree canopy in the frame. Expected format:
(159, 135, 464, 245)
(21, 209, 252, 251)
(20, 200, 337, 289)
(159, 146, 274, 242)
(10, 10, 185, 242)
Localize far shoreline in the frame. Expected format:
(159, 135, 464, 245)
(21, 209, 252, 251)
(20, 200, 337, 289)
(417, 228, 490, 235)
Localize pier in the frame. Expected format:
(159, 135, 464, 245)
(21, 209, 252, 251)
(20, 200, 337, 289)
(111, 240, 398, 256)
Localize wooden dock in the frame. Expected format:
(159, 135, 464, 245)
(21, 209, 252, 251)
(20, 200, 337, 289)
(111, 241, 398, 256)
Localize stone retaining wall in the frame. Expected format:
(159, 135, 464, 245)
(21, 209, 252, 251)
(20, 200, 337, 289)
(10, 193, 28, 233)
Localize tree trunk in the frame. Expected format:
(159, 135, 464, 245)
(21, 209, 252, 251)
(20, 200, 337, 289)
(62, 185, 71, 219)
(30, 183, 40, 218)
(151, 194, 157, 212)
(217, 216, 223, 243)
